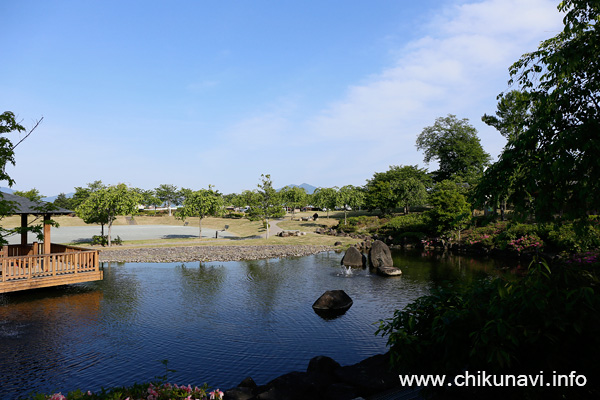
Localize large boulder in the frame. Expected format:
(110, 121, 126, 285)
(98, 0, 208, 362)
(369, 240, 394, 269)
(312, 290, 353, 318)
(341, 246, 366, 267)
(333, 353, 399, 397)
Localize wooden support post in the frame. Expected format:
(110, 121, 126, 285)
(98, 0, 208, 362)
(43, 214, 51, 255)
(21, 214, 28, 246)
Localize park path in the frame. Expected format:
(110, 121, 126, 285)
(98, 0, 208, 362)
(260, 218, 284, 238)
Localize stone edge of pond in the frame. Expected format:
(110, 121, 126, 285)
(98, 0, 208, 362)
(223, 352, 413, 400)
(98, 244, 336, 263)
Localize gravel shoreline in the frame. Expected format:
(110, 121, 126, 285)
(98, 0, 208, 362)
(98, 244, 334, 263)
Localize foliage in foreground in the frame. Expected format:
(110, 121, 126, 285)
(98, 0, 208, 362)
(30, 382, 224, 400)
(376, 257, 600, 399)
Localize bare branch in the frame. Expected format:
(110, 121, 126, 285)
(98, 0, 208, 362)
(12, 116, 43, 149)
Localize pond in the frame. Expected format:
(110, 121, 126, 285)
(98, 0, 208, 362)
(0, 249, 516, 398)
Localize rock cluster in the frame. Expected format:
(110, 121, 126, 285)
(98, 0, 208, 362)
(99, 245, 332, 263)
(224, 353, 403, 400)
(277, 230, 307, 237)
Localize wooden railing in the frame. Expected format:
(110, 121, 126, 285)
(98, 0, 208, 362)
(0, 246, 99, 283)
(0, 243, 40, 257)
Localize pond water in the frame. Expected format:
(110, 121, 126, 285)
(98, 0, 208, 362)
(0, 250, 516, 398)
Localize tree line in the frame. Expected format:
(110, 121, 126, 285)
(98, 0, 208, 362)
(2, 1, 598, 249)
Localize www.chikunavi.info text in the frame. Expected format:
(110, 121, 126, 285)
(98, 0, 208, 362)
(399, 371, 587, 388)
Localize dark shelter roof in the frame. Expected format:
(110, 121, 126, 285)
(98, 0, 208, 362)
(0, 192, 73, 215)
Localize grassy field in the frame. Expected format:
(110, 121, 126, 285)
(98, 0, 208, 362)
(1, 211, 362, 248)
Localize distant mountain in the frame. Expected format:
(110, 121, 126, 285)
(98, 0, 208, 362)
(279, 183, 317, 194)
(0, 187, 14, 194)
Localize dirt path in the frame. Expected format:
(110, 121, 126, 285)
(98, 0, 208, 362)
(261, 218, 284, 238)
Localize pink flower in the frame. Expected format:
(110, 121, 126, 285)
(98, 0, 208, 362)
(210, 389, 224, 400)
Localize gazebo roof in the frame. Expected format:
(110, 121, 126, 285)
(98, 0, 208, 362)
(0, 192, 73, 215)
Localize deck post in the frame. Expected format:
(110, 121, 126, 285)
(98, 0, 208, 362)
(43, 214, 51, 254)
(21, 214, 28, 246)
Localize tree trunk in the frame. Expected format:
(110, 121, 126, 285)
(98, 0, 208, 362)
(107, 222, 113, 247)
(199, 216, 203, 238)
(266, 217, 270, 239)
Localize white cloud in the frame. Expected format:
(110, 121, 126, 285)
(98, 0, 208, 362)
(183, 0, 565, 193)
(304, 0, 563, 168)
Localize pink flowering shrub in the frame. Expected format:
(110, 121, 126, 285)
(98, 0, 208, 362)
(463, 225, 501, 248)
(33, 382, 214, 400)
(565, 251, 600, 266)
(507, 234, 544, 253)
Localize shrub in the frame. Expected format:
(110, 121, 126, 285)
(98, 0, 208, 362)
(547, 219, 600, 253)
(91, 235, 122, 246)
(337, 215, 382, 233)
(463, 225, 501, 248)
(494, 223, 540, 250)
(31, 382, 218, 400)
(381, 214, 428, 236)
(506, 233, 544, 253)
(376, 258, 600, 399)
(395, 231, 427, 244)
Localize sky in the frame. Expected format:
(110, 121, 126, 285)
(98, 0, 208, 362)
(1, 0, 564, 196)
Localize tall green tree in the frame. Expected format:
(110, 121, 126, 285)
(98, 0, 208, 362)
(13, 188, 43, 202)
(427, 180, 471, 239)
(155, 184, 182, 216)
(337, 185, 365, 225)
(77, 183, 142, 246)
(311, 187, 338, 218)
(135, 188, 161, 213)
(476, 91, 534, 220)
(71, 180, 106, 209)
(280, 186, 307, 219)
(479, 0, 600, 221)
(178, 186, 224, 238)
(53, 193, 74, 210)
(236, 190, 259, 212)
(365, 165, 430, 215)
(416, 115, 491, 183)
(250, 174, 284, 238)
(482, 90, 532, 141)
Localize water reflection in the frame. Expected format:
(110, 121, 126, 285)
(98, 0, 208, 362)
(0, 286, 104, 397)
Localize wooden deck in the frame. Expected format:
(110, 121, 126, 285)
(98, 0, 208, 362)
(0, 243, 102, 293)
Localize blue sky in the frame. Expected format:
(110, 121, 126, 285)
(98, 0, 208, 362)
(1, 0, 564, 196)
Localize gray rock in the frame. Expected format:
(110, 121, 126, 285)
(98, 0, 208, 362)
(312, 290, 353, 317)
(341, 246, 366, 267)
(369, 240, 393, 269)
(307, 355, 341, 377)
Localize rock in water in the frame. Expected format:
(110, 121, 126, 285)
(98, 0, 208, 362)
(341, 246, 366, 267)
(377, 266, 402, 276)
(312, 290, 353, 318)
(369, 240, 393, 268)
